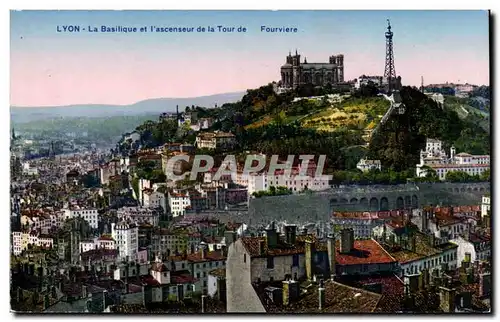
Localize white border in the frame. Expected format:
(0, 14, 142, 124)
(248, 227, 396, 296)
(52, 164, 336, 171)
(3, 1, 499, 321)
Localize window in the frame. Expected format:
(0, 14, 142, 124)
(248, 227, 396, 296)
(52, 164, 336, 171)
(269, 277, 274, 282)
(197, 272, 200, 278)
(182, 263, 185, 269)
(163, 272, 167, 277)
(292, 254, 299, 267)
(267, 257, 274, 269)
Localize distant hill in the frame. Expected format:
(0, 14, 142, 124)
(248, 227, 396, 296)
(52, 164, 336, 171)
(10, 91, 245, 124)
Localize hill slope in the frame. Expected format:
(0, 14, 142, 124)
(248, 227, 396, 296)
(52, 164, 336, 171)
(366, 86, 490, 171)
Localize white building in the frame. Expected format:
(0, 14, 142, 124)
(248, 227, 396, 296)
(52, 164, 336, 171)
(79, 235, 116, 253)
(415, 138, 490, 180)
(356, 158, 381, 172)
(64, 208, 99, 229)
(195, 131, 236, 150)
(247, 172, 330, 195)
(450, 234, 491, 263)
(22, 162, 38, 176)
(425, 93, 445, 107)
(142, 189, 167, 214)
(111, 222, 139, 261)
(398, 243, 459, 276)
(12, 231, 54, 256)
(481, 195, 490, 218)
(355, 75, 383, 89)
(123, 131, 141, 144)
(168, 192, 191, 217)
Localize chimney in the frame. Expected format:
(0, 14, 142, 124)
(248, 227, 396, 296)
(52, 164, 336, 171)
(284, 225, 297, 245)
(282, 279, 300, 306)
(29, 263, 35, 276)
(406, 274, 419, 294)
(124, 263, 130, 294)
(224, 230, 237, 247)
(259, 239, 266, 256)
(431, 269, 441, 288)
(17, 287, 23, 302)
(466, 267, 474, 284)
(461, 259, 470, 270)
(419, 269, 430, 290)
(479, 272, 491, 298)
(37, 266, 44, 277)
(265, 223, 278, 249)
(327, 234, 336, 280)
(43, 294, 50, 310)
(200, 244, 208, 259)
(340, 228, 354, 253)
(439, 286, 456, 313)
(318, 279, 325, 310)
(460, 291, 472, 309)
(305, 239, 315, 281)
(201, 294, 208, 313)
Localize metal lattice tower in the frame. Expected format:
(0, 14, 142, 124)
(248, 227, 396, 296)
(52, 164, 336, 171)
(384, 19, 397, 92)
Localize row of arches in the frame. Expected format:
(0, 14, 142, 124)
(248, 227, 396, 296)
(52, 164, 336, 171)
(330, 195, 419, 211)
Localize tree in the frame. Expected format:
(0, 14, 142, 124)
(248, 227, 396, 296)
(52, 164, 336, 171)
(445, 170, 470, 183)
(481, 168, 490, 181)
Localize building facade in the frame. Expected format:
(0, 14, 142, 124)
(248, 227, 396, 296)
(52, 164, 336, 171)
(280, 51, 345, 89)
(111, 222, 139, 261)
(416, 138, 490, 180)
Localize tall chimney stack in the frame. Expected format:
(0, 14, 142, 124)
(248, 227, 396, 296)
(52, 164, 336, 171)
(318, 279, 325, 310)
(259, 239, 266, 256)
(340, 228, 354, 253)
(327, 234, 336, 280)
(305, 239, 315, 280)
(201, 294, 208, 313)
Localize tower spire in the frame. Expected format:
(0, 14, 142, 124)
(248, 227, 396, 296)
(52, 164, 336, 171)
(384, 19, 397, 93)
(421, 76, 424, 92)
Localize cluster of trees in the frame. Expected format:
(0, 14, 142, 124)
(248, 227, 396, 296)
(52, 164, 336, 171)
(252, 186, 293, 198)
(331, 168, 416, 185)
(135, 160, 166, 183)
(445, 169, 490, 182)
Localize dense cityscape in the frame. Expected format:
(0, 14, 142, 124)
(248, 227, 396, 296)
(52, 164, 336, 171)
(10, 17, 491, 314)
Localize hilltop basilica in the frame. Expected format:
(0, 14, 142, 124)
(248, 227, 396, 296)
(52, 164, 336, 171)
(279, 50, 345, 89)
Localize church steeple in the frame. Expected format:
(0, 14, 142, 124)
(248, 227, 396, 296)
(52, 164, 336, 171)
(304, 57, 307, 64)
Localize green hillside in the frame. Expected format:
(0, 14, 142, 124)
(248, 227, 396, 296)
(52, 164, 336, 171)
(367, 87, 490, 171)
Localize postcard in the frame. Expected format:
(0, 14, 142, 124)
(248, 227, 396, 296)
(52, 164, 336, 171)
(10, 10, 491, 314)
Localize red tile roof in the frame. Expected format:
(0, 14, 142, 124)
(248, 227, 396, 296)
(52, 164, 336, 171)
(335, 240, 396, 266)
(241, 235, 327, 258)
